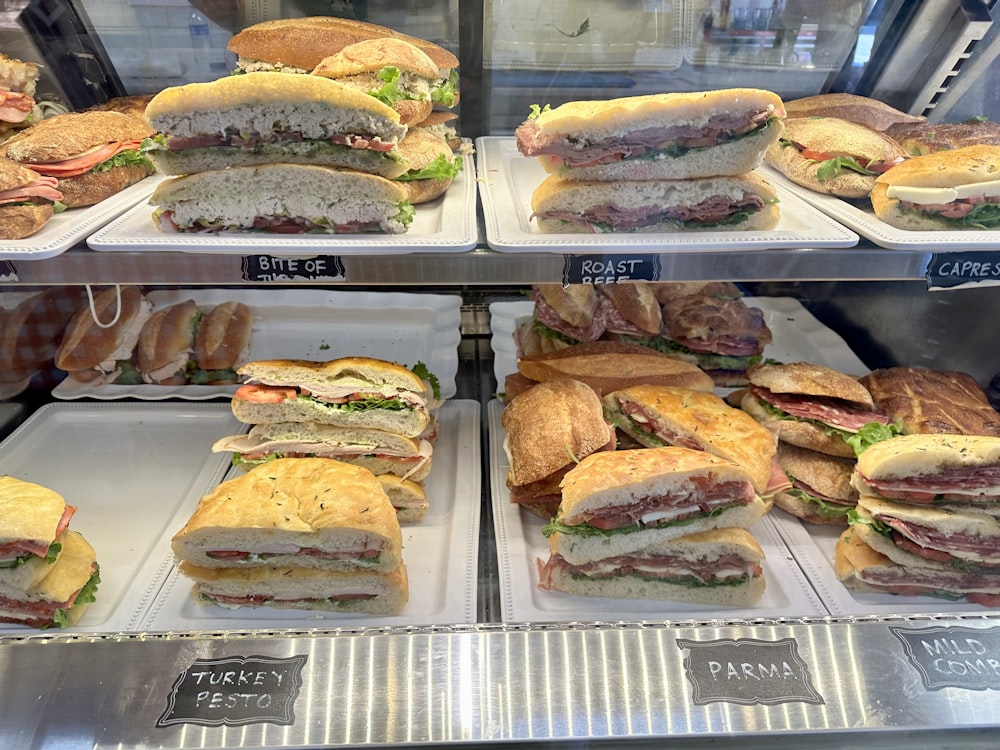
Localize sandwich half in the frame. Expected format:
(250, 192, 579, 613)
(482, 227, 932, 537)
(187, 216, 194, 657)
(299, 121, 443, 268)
(537, 527, 765, 606)
(516, 88, 785, 181)
(393, 127, 462, 204)
(171, 457, 402, 573)
(543, 447, 768, 565)
(142, 73, 410, 178)
(0, 53, 40, 141)
(773, 442, 859, 525)
(0, 157, 64, 239)
(0, 476, 76, 571)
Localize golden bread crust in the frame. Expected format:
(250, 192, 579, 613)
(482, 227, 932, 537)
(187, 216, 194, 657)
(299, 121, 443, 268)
(195, 301, 253, 371)
(855, 433, 1000, 481)
(885, 120, 1000, 156)
(0, 203, 51, 239)
(54, 285, 149, 372)
(776, 442, 857, 501)
(534, 283, 598, 329)
(137, 299, 198, 373)
(747, 361, 874, 406)
(875, 144, 1000, 188)
(1, 111, 153, 162)
(0, 476, 67, 545)
(784, 93, 924, 131)
(57, 164, 154, 208)
(596, 283, 661, 334)
(311, 38, 440, 79)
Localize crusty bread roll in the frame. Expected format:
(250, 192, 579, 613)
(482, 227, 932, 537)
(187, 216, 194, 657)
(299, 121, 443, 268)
(194, 300, 253, 375)
(772, 442, 858, 525)
(784, 93, 924, 132)
(136, 299, 198, 385)
(394, 127, 460, 203)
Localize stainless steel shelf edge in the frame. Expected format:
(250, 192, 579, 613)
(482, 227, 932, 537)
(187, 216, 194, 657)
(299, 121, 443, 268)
(3, 614, 1000, 748)
(0, 245, 933, 285)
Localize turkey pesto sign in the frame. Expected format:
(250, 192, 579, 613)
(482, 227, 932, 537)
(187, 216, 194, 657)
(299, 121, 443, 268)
(157, 654, 307, 728)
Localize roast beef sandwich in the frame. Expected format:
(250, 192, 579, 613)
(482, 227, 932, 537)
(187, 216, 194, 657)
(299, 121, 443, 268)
(0, 157, 63, 239)
(516, 88, 785, 181)
(142, 73, 410, 178)
(149, 163, 414, 234)
(529, 171, 780, 233)
(773, 442, 859, 524)
(741, 361, 898, 458)
(213, 421, 433, 482)
(172, 457, 402, 573)
(542, 446, 768, 565)
(537, 526, 765, 606)
(0, 528, 100, 628)
(0, 53, 40, 141)
(859, 366, 1000, 437)
(54, 285, 153, 385)
(393, 127, 462, 204)
(603, 384, 785, 499)
(231, 356, 438, 438)
(870, 144, 1000, 230)
(0, 110, 154, 207)
(311, 37, 458, 126)
(765, 116, 908, 199)
(501, 377, 616, 519)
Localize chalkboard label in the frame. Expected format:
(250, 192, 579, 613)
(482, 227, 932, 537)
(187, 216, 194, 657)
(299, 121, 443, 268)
(0, 260, 17, 282)
(157, 654, 307, 728)
(563, 254, 661, 285)
(925, 252, 1000, 290)
(677, 637, 824, 706)
(241, 255, 346, 282)
(891, 625, 1000, 691)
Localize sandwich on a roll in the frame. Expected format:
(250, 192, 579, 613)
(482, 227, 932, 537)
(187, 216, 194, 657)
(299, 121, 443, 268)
(773, 442, 859, 524)
(515, 88, 785, 181)
(393, 127, 462, 204)
(0, 157, 63, 239)
(0, 53, 41, 141)
(0, 476, 76, 572)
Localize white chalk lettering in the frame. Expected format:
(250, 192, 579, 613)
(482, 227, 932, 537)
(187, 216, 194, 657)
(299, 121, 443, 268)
(708, 661, 798, 681)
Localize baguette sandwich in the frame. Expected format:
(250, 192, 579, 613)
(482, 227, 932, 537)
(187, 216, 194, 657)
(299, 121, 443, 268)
(502, 377, 616, 520)
(537, 526, 765, 606)
(54, 285, 154, 385)
(0, 110, 154, 207)
(213, 421, 433, 482)
(141, 73, 410, 178)
(311, 38, 458, 126)
(136, 299, 252, 386)
(149, 163, 414, 234)
(0, 157, 64, 239)
(783, 93, 924, 132)
(393, 127, 462, 204)
(171, 457, 402, 574)
(765, 116, 908, 199)
(516, 88, 785, 181)
(602, 384, 782, 498)
(773, 442, 859, 524)
(0, 476, 76, 571)
(0, 53, 41, 141)
(231, 356, 438, 438)
(542, 447, 768, 565)
(0, 529, 100, 628)
(741, 362, 898, 458)
(870, 144, 1000, 230)
(884, 119, 1000, 157)
(529, 171, 780, 233)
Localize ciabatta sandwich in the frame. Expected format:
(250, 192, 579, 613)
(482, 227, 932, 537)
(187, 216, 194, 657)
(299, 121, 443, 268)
(213, 421, 433, 482)
(741, 362, 898, 458)
(516, 88, 785, 181)
(537, 527, 765, 605)
(149, 163, 414, 234)
(375, 474, 429, 524)
(393, 127, 462, 204)
(311, 38, 458, 126)
(870, 144, 1000, 230)
(0, 110, 154, 207)
(142, 73, 409, 178)
(231, 356, 438, 438)
(529, 171, 780, 233)
(602, 384, 782, 498)
(0, 476, 76, 571)
(0, 53, 40, 141)
(543, 447, 768, 565)
(765, 116, 908, 199)
(773, 442, 859, 524)
(171, 457, 402, 573)
(501, 377, 616, 520)
(0, 157, 63, 239)
(54, 285, 154, 384)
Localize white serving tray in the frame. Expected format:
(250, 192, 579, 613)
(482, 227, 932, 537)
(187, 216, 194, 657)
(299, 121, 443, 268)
(0, 402, 238, 633)
(487, 400, 826, 623)
(139, 399, 482, 630)
(87, 154, 477, 254)
(761, 165, 1000, 251)
(489, 296, 871, 390)
(475, 137, 859, 252)
(0, 175, 166, 261)
(767, 509, 995, 615)
(52, 288, 462, 401)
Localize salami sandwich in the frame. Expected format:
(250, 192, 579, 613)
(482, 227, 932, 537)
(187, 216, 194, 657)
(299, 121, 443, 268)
(773, 442, 859, 525)
(515, 88, 785, 181)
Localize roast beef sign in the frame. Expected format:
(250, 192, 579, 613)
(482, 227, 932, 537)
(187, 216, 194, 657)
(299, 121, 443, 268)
(562, 253, 661, 285)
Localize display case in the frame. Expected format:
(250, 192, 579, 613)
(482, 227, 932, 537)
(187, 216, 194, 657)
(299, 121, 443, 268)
(2, 1, 1000, 748)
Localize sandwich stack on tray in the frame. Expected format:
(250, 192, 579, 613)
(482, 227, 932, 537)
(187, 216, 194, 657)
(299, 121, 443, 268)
(836, 434, 1000, 608)
(171, 457, 408, 615)
(738, 361, 899, 525)
(514, 88, 786, 233)
(536, 447, 769, 606)
(213, 356, 442, 523)
(0, 477, 100, 628)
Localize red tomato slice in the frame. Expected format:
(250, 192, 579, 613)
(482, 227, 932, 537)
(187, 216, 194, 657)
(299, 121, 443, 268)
(234, 384, 298, 403)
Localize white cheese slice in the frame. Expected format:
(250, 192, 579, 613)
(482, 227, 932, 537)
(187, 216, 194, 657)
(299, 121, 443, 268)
(887, 179, 1000, 205)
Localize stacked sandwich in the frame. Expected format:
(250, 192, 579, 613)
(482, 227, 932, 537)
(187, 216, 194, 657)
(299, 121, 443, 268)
(171, 457, 407, 615)
(0, 156, 64, 239)
(837, 434, 1000, 607)
(536, 446, 769, 605)
(514, 88, 785, 233)
(212, 356, 440, 523)
(739, 362, 899, 524)
(0, 476, 100, 628)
